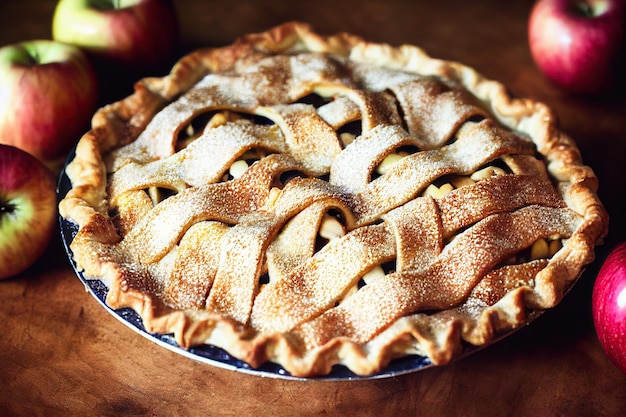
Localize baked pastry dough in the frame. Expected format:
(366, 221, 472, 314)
(59, 22, 608, 377)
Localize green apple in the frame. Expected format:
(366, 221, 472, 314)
(0, 144, 58, 280)
(52, 0, 179, 73)
(0, 40, 98, 167)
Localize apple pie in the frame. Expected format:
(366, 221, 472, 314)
(59, 22, 608, 377)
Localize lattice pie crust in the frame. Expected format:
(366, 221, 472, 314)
(59, 23, 608, 377)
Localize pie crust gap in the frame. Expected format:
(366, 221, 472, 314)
(59, 22, 608, 377)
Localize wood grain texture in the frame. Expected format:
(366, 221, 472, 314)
(1, 1, 625, 416)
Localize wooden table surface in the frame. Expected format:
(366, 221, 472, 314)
(2, 1, 626, 416)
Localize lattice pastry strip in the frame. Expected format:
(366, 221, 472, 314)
(109, 122, 287, 200)
(345, 120, 537, 223)
(389, 78, 489, 150)
(165, 220, 229, 309)
(118, 153, 307, 264)
(59, 23, 608, 377)
(296, 205, 581, 347)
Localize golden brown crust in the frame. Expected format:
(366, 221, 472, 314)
(59, 22, 608, 377)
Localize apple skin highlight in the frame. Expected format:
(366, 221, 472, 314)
(593, 243, 626, 375)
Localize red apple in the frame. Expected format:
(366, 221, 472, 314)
(0, 144, 58, 280)
(0, 40, 98, 168)
(528, 0, 626, 95)
(592, 243, 626, 374)
(52, 0, 180, 74)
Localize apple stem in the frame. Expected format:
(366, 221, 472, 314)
(90, 0, 122, 10)
(23, 45, 40, 66)
(578, 3, 594, 16)
(572, 1, 608, 17)
(0, 202, 15, 219)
